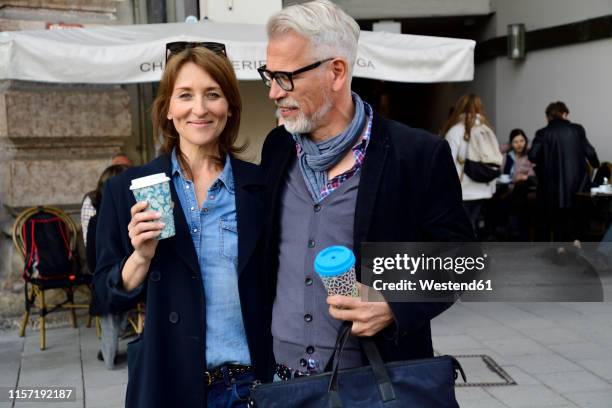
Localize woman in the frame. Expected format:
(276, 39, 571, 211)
(499, 129, 536, 240)
(94, 44, 271, 408)
(82, 163, 131, 271)
(81, 163, 130, 369)
(442, 94, 500, 235)
(503, 129, 535, 184)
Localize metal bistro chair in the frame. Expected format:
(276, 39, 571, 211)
(13, 206, 93, 350)
(93, 304, 145, 340)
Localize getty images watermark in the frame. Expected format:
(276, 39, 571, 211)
(361, 242, 612, 302)
(371, 251, 490, 293)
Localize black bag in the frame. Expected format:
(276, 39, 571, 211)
(464, 159, 501, 183)
(250, 323, 465, 407)
(22, 212, 77, 281)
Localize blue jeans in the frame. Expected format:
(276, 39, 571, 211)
(206, 369, 255, 408)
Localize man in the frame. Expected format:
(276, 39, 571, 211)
(529, 101, 599, 242)
(259, 0, 474, 379)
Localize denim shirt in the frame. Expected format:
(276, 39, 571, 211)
(171, 149, 251, 368)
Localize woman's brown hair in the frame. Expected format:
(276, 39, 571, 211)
(151, 47, 243, 179)
(441, 94, 492, 141)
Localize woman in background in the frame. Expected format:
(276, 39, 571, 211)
(442, 94, 500, 235)
(503, 129, 535, 184)
(81, 163, 131, 369)
(500, 129, 536, 240)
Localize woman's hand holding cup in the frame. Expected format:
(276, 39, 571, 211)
(128, 201, 165, 262)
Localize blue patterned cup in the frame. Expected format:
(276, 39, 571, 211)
(314, 246, 359, 297)
(129, 173, 175, 240)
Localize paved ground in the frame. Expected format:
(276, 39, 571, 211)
(1, 302, 611, 407)
(435, 302, 612, 408)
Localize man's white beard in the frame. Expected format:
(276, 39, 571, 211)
(276, 94, 333, 134)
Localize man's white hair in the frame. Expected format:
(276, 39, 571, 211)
(267, 0, 360, 80)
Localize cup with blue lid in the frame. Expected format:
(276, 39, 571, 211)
(314, 246, 359, 297)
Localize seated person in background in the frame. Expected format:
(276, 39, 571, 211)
(110, 152, 133, 167)
(81, 163, 131, 369)
(503, 129, 535, 184)
(495, 129, 536, 240)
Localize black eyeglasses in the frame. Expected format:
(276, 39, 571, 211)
(257, 58, 334, 92)
(165, 41, 227, 62)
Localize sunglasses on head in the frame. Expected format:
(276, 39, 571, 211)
(165, 41, 227, 62)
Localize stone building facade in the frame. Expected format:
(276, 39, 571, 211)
(0, 0, 132, 318)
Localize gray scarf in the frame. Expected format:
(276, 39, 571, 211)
(292, 92, 366, 203)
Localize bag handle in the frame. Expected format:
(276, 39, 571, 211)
(360, 338, 396, 401)
(326, 322, 396, 408)
(326, 321, 352, 373)
(326, 322, 352, 408)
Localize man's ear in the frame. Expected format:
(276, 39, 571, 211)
(330, 58, 348, 92)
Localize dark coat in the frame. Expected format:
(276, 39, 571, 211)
(86, 212, 108, 317)
(85, 213, 98, 277)
(83, 192, 108, 316)
(260, 115, 474, 363)
(94, 154, 273, 408)
(529, 118, 600, 209)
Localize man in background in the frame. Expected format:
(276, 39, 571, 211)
(529, 101, 599, 242)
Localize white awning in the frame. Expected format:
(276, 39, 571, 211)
(0, 21, 474, 84)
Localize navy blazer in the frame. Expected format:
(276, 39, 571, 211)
(261, 114, 474, 363)
(94, 154, 273, 408)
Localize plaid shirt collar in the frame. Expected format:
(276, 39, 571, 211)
(294, 101, 373, 200)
